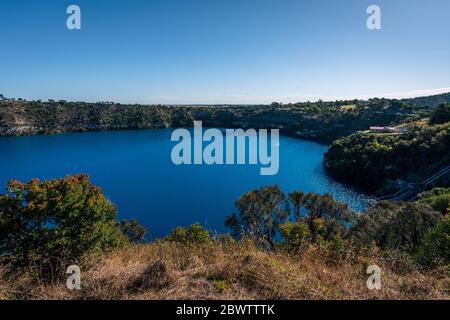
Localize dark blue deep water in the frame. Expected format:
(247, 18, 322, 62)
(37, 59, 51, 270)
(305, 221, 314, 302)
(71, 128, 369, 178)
(0, 129, 371, 237)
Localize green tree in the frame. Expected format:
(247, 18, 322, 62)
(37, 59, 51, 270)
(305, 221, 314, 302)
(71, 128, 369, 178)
(225, 185, 288, 248)
(301, 193, 354, 243)
(288, 191, 305, 221)
(0, 174, 123, 270)
(119, 219, 147, 243)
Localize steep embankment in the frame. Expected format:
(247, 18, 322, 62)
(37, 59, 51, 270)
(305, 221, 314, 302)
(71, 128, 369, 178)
(324, 120, 450, 195)
(0, 99, 418, 143)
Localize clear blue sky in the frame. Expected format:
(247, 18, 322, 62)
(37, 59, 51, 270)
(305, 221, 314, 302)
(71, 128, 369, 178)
(1, 0, 449, 104)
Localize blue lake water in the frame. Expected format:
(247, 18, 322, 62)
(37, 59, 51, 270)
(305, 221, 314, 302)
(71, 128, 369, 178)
(0, 129, 372, 238)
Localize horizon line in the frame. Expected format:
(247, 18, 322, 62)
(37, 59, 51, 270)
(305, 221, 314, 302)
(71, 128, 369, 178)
(2, 87, 450, 106)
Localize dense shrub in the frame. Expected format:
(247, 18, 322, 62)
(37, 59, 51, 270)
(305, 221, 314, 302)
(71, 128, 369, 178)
(280, 220, 347, 255)
(0, 174, 123, 270)
(418, 188, 450, 215)
(350, 201, 442, 252)
(166, 223, 211, 245)
(430, 103, 450, 124)
(279, 221, 311, 252)
(415, 215, 450, 268)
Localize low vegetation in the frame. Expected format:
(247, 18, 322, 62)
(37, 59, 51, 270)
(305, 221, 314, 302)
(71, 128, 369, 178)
(418, 188, 450, 215)
(0, 176, 448, 300)
(2, 239, 447, 300)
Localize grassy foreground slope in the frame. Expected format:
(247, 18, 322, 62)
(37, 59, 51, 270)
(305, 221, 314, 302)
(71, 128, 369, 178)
(0, 176, 448, 300)
(1, 240, 447, 300)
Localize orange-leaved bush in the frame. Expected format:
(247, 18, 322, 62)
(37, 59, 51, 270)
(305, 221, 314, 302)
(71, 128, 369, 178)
(0, 174, 123, 270)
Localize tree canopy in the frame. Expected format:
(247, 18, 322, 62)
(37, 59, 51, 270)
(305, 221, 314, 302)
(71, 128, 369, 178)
(225, 185, 288, 248)
(0, 174, 123, 270)
(430, 103, 450, 124)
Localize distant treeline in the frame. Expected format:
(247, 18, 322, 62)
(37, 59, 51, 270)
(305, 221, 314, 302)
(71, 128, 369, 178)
(0, 95, 434, 143)
(402, 92, 450, 108)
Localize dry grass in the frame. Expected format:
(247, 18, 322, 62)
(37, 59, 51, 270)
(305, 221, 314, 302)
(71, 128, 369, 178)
(0, 240, 448, 300)
(340, 105, 357, 111)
